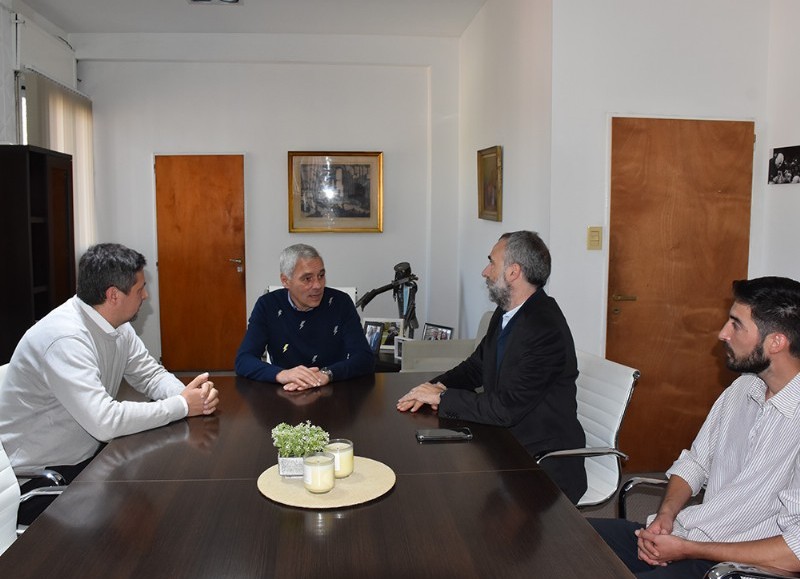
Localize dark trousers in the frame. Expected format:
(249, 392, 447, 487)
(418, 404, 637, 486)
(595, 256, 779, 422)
(18, 453, 99, 525)
(588, 518, 715, 579)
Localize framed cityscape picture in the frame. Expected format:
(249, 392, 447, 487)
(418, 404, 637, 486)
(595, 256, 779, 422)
(288, 151, 383, 232)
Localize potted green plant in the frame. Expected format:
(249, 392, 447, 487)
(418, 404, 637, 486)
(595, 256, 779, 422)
(271, 420, 330, 477)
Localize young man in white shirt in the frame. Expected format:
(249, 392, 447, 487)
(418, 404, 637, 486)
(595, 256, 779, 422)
(591, 276, 800, 578)
(0, 243, 219, 524)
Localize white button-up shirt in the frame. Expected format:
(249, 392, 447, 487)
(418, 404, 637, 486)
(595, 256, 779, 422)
(665, 372, 800, 557)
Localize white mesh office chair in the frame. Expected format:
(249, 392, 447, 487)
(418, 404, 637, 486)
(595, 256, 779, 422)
(0, 439, 20, 555)
(705, 563, 799, 579)
(0, 364, 66, 551)
(537, 350, 639, 508)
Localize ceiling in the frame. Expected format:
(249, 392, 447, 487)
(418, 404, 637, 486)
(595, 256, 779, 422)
(20, 0, 486, 37)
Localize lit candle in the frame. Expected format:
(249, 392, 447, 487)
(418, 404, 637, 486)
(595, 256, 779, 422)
(325, 439, 354, 478)
(303, 452, 335, 493)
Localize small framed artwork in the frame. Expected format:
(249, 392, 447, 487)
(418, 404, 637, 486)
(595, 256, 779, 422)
(768, 145, 800, 184)
(421, 323, 454, 341)
(363, 321, 384, 353)
(477, 146, 502, 221)
(394, 336, 410, 360)
(363, 318, 405, 351)
(288, 151, 383, 232)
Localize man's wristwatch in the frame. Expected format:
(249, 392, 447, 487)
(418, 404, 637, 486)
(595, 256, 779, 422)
(320, 368, 333, 382)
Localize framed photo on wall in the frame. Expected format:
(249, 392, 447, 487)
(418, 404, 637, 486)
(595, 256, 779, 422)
(421, 323, 453, 341)
(768, 145, 800, 184)
(477, 146, 502, 221)
(288, 151, 383, 232)
(363, 318, 405, 351)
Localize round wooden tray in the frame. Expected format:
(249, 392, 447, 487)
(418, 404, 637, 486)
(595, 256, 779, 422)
(257, 456, 396, 509)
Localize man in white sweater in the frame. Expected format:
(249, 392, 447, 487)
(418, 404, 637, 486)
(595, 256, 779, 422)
(0, 243, 219, 523)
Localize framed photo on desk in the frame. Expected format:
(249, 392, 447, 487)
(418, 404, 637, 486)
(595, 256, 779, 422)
(363, 321, 383, 353)
(421, 323, 453, 341)
(393, 336, 410, 360)
(363, 318, 404, 351)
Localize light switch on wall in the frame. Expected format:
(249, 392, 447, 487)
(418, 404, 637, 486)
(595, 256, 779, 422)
(587, 226, 603, 250)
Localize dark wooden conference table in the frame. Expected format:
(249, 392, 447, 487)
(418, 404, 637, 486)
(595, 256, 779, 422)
(0, 372, 633, 578)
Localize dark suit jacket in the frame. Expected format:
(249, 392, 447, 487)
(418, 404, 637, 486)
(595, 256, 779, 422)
(434, 289, 587, 503)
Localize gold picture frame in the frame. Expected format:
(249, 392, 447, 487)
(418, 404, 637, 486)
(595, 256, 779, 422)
(288, 151, 383, 232)
(477, 146, 502, 221)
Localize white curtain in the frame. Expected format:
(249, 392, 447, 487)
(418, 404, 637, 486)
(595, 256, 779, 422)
(17, 68, 96, 255)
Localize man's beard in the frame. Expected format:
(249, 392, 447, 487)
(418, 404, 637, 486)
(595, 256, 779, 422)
(486, 276, 511, 310)
(724, 341, 770, 374)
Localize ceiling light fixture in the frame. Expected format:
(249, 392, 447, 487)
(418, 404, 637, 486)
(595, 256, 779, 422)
(188, 0, 241, 5)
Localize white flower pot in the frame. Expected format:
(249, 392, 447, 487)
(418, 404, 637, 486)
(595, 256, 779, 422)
(278, 456, 304, 477)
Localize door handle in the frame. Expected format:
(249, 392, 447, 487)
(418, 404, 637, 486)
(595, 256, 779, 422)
(612, 294, 637, 302)
(228, 258, 244, 273)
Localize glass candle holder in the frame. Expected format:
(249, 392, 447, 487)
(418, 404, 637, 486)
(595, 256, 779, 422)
(303, 452, 335, 493)
(324, 439, 354, 478)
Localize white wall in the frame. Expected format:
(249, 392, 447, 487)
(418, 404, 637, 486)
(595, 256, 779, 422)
(548, 0, 770, 355)
(6, 0, 798, 363)
(73, 33, 460, 357)
(761, 0, 800, 281)
(458, 0, 554, 337)
(1, 1, 77, 143)
(0, 0, 14, 143)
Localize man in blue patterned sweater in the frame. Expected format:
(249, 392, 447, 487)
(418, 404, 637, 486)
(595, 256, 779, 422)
(235, 244, 374, 390)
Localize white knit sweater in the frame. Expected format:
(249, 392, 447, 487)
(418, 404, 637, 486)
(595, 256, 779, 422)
(0, 296, 188, 472)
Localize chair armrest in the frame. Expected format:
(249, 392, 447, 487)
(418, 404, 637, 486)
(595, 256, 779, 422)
(15, 468, 67, 486)
(618, 476, 667, 520)
(16, 487, 66, 536)
(20, 487, 65, 503)
(535, 447, 629, 462)
(706, 562, 800, 579)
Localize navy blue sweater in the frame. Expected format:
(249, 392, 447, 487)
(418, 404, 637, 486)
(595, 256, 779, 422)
(235, 287, 374, 382)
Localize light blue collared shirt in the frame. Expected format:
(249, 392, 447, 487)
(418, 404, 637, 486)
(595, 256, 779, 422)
(501, 303, 523, 329)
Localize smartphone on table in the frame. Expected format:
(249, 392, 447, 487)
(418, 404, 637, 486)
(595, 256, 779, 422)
(415, 427, 473, 443)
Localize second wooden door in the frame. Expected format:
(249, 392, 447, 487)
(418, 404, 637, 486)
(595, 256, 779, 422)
(607, 117, 754, 471)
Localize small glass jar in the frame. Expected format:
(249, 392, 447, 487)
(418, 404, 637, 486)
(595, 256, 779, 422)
(324, 439, 354, 478)
(303, 452, 335, 493)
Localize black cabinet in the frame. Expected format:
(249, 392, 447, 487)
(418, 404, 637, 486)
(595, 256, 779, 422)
(1, 145, 75, 364)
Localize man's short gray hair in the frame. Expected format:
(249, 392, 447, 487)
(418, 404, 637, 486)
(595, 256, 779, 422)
(280, 244, 322, 278)
(499, 231, 551, 287)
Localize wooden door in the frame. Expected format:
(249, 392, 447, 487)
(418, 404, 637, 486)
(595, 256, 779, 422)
(155, 155, 246, 371)
(607, 117, 754, 471)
